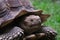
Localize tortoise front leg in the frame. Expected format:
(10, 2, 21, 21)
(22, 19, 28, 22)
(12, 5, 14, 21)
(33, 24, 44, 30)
(0, 26, 24, 40)
(41, 26, 57, 40)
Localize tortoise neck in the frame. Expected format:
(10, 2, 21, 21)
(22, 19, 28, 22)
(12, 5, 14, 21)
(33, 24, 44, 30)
(0, 8, 8, 18)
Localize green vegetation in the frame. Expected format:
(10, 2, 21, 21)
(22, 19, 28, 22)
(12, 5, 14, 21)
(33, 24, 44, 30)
(31, 0, 60, 40)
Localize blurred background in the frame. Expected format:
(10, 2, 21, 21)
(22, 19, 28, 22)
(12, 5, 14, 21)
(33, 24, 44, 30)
(31, 0, 60, 40)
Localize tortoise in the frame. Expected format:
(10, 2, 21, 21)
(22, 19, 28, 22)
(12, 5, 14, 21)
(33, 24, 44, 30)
(0, 0, 57, 40)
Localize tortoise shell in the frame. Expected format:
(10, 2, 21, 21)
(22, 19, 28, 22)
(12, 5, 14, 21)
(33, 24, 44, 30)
(0, 0, 50, 28)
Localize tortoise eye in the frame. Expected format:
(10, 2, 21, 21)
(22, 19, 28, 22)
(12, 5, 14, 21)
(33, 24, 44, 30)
(30, 19, 33, 22)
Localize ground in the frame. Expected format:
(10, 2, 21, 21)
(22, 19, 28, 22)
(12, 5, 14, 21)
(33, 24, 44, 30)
(31, 0, 60, 40)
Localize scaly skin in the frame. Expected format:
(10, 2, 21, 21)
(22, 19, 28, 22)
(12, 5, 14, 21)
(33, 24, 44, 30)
(0, 27, 24, 40)
(40, 26, 57, 40)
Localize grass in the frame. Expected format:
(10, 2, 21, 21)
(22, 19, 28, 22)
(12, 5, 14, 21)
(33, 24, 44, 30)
(31, 0, 60, 40)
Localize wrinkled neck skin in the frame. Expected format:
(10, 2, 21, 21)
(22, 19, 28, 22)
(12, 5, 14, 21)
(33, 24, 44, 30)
(21, 23, 41, 35)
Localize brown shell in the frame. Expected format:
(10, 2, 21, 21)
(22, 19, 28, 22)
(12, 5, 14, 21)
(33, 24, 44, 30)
(6, 0, 33, 8)
(0, 0, 50, 28)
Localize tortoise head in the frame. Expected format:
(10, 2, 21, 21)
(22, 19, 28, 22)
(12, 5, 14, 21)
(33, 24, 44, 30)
(0, 0, 7, 17)
(24, 15, 41, 26)
(20, 15, 41, 34)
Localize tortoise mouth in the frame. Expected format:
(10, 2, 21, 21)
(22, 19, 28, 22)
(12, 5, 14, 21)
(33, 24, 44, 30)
(0, 8, 8, 18)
